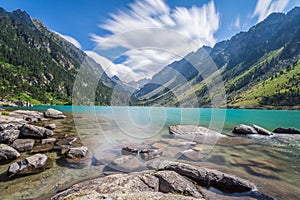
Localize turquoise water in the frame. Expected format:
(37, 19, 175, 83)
(30, 105, 300, 132)
(1, 106, 300, 199)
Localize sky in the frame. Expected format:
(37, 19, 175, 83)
(1, 0, 299, 82)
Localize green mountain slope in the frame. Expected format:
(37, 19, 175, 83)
(134, 7, 300, 109)
(0, 8, 115, 105)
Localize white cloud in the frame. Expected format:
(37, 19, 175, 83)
(253, 0, 289, 22)
(91, 0, 220, 82)
(233, 16, 241, 29)
(53, 31, 82, 49)
(85, 51, 142, 82)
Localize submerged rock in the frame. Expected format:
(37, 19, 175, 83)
(169, 125, 223, 136)
(44, 108, 66, 119)
(233, 124, 258, 135)
(20, 124, 54, 138)
(0, 144, 20, 164)
(45, 123, 56, 130)
(11, 139, 35, 152)
(139, 148, 163, 161)
(148, 160, 256, 193)
(273, 127, 300, 134)
(7, 153, 52, 176)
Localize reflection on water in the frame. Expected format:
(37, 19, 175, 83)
(0, 107, 299, 199)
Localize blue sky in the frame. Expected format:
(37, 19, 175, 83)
(1, 0, 299, 81)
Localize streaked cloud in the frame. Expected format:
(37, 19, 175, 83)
(233, 16, 241, 29)
(253, 0, 289, 22)
(91, 0, 220, 82)
(53, 31, 82, 49)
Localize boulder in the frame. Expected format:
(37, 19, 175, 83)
(139, 148, 163, 161)
(154, 170, 203, 198)
(169, 125, 223, 136)
(148, 160, 256, 193)
(121, 143, 151, 155)
(273, 127, 300, 134)
(111, 155, 147, 172)
(51, 171, 204, 200)
(45, 123, 56, 130)
(56, 137, 77, 146)
(64, 146, 91, 169)
(252, 125, 272, 136)
(41, 138, 57, 145)
(20, 124, 54, 138)
(44, 108, 66, 119)
(233, 124, 258, 135)
(0, 144, 20, 164)
(7, 153, 52, 176)
(0, 129, 20, 144)
(11, 139, 35, 152)
(9, 110, 46, 122)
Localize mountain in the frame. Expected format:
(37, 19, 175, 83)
(133, 7, 300, 109)
(0, 8, 116, 105)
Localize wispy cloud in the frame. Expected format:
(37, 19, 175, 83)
(53, 31, 82, 49)
(252, 0, 289, 22)
(91, 0, 220, 82)
(233, 16, 241, 29)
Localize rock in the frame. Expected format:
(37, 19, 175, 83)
(20, 124, 54, 138)
(111, 155, 146, 172)
(273, 127, 300, 134)
(32, 135, 57, 153)
(0, 144, 20, 164)
(41, 138, 57, 145)
(64, 146, 91, 169)
(9, 110, 46, 122)
(252, 125, 272, 135)
(0, 129, 20, 144)
(56, 137, 77, 146)
(121, 143, 151, 155)
(45, 123, 56, 130)
(11, 139, 35, 152)
(44, 108, 66, 119)
(7, 153, 52, 176)
(50, 171, 203, 200)
(233, 124, 258, 135)
(154, 170, 203, 198)
(139, 148, 163, 161)
(148, 160, 256, 193)
(181, 149, 203, 161)
(169, 125, 223, 136)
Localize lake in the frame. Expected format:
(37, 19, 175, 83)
(0, 106, 299, 199)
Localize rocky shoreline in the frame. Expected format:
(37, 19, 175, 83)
(1, 108, 299, 199)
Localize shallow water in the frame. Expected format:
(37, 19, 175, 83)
(0, 106, 299, 199)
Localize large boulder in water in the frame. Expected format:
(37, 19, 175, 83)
(64, 146, 91, 168)
(0, 144, 20, 164)
(233, 124, 258, 135)
(273, 127, 300, 134)
(0, 116, 26, 143)
(148, 160, 256, 193)
(20, 124, 53, 138)
(0, 129, 20, 144)
(252, 125, 272, 135)
(44, 108, 66, 119)
(7, 153, 52, 176)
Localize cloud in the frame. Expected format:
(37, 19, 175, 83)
(233, 16, 241, 29)
(85, 51, 142, 82)
(53, 31, 82, 49)
(91, 0, 220, 82)
(253, 0, 289, 22)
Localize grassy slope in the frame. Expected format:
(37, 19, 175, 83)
(229, 60, 300, 107)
